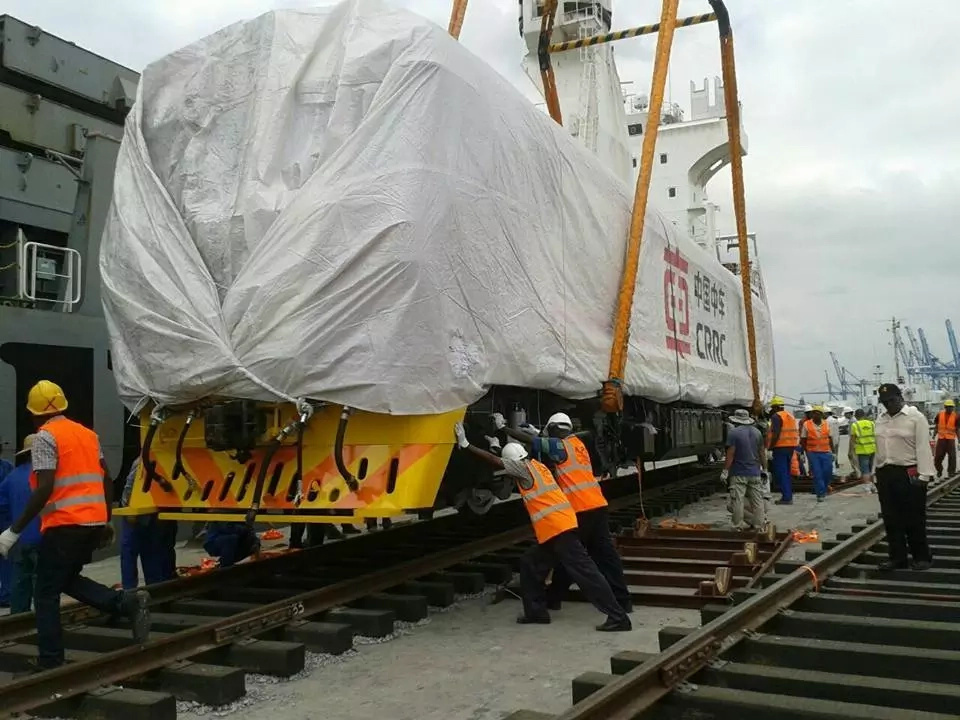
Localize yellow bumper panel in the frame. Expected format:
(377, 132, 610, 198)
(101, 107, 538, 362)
(127, 404, 465, 523)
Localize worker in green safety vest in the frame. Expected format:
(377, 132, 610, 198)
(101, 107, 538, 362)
(851, 409, 877, 493)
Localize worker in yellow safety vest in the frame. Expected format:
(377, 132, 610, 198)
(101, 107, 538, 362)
(766, 396, 799, 505)
(0, 381, 151, 669)
(934, 399, 958, 478)
(453, 422, 630, 631)
(851, 409, 877, 492)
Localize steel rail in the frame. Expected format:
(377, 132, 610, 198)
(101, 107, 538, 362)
(552, 473, 960, 720)
(0, 524, 532, 716)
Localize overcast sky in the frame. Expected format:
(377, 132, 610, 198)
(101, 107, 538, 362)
(9, 0, 957, 404)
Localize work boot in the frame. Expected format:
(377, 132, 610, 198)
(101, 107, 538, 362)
(620, 601, 634, 614)
(121, 589, 151, 644)
(911, 560, 933, 571)
(516, 614, 551, 625)
(596, 616, 632, 632)
(546, 599, 562, 611)
(877, 560, 908, 572)
(816, 496, 825, 503)
(775, 499, 792, 505)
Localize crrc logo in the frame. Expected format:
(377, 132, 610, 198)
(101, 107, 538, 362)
(663, 247, 691, 355)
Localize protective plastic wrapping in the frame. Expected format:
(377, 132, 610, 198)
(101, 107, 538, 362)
(100, 0, 774, 415)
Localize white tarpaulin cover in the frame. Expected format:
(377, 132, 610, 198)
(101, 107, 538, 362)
(100, 0, 775, 415)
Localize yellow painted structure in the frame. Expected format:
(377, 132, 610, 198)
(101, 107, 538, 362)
(115, 403, 465, 524)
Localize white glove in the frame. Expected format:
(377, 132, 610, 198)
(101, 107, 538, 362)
(0, 529, 20, 558)
(491, 413, 506, 430)
(453, 422, 470, 449)
(484, 435, 502, 452)
(719, 469, 730, 483)
(520, 423, 540, 435)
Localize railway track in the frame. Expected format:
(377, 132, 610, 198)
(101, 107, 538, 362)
(513, 473, 960, 720)
(0, 466, 721, 719)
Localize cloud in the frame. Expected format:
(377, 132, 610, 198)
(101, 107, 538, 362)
(7, 0, 958, 402)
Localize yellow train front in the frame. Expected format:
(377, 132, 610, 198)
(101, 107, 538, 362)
(118, 400, 464, 525)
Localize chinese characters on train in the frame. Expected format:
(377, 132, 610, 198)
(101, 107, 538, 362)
(663, 247, 728, 368)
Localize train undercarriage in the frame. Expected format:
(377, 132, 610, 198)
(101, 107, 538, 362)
(119, 387, 728, 525)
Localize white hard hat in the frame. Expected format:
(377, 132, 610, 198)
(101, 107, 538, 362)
(546, 412, 573, 431)
(843, 406, 853, 414)
(501, 442, 529, 462)
(803, 404, 813, 412)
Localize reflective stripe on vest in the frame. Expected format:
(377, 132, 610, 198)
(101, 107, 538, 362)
(32, 418, 108, 532)
(851, 420, 877, 455)
(767, 411, 799, 449)
(518, 459, 578, 544)
(554, 437, 607, 513)
(803, 420, 832, 453)
(937, 412, 958, 441)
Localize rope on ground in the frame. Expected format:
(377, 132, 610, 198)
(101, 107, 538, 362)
(799, 563, 819, 592)
(658, 518, 712, 531)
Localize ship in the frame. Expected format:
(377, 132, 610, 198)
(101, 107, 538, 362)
(0, 15, 139, 480)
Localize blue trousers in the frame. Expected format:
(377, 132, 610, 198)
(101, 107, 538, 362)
(771, 448, 794, 502)
(808, 452, 833, 498)
(0, 556, 10, 605)
(120, 518, 170, 589)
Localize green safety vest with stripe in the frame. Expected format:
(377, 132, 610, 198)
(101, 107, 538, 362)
(851, 419, 877, 455)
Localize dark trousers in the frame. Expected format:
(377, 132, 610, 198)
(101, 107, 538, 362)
(35, 526, 125, 668)
(546, 507, 631, 611)
(205, 529, 260, 568)
(121, 516, 177, 588)
(9, 545, 39, 614)
(0, 556, 9, 606)
(771, 448, 794, 502)
(519, 530, 626, 622)
(934, 438, 956, 477)
(158, 520, 178, 580)
(876, 465, 931, 565)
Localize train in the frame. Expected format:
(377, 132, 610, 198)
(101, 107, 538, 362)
(1, 2, 774, 529)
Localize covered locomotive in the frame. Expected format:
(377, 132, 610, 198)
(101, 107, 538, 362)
(102, 0, 774, 523)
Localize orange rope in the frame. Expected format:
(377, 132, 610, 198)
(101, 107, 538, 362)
(658, 518, 712, 531)
(790, 529, 820, 543)
(799, 564, 819, 592)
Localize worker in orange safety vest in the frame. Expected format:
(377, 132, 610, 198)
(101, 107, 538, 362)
(453, 422, 630, 631)
(766, 396, 799, 505)
(0, 381, 151, 669)
(491, 411, 632, 615)
(934, 399, 958, 478)
(801, 405, 835, 501)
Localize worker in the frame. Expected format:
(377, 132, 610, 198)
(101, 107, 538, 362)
(851, 409, 877, 493)
(204, 522, 261, 568)
(933, 399, 958, 478)
(801, 405, 835, 501)
(720, 409, 767, 530)
(453, 423, 630, 631)
(0, 381, 150, 669)
(0, 435, 42, 613)
(874, 383, 935, 571)
(493, 412, 632, 615)
(119, 458, 176, 587)
(823, 406, 841, 470)
(765, 396, 799, 505)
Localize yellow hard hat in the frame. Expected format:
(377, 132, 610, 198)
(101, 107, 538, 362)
(946, 399, 956, 407)
(811, 404, 824, 413)
(770, 396, 785, 407)
(26, 380, 68, 416)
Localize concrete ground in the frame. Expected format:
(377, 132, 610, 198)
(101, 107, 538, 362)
(18, 439, 886, 719)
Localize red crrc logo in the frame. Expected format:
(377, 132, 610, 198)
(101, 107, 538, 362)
(663, 247, 691, 355)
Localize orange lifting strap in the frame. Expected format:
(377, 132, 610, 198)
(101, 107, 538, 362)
(447, 0, 469, 39)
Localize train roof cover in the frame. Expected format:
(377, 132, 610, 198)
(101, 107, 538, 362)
(100, 0, 774, 414)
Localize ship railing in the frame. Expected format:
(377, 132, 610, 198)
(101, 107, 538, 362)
(17, 238, 82, 311)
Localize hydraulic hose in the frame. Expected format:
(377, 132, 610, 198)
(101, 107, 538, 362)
(335, 407, 360, 493)
(172, 410, 200, 494)
(247, 404, 314, 524)
(141, 407, 173, 493)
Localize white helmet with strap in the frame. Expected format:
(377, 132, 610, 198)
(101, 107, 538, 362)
(546, 412, 573, 431)
(501, 443, 529, 461)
